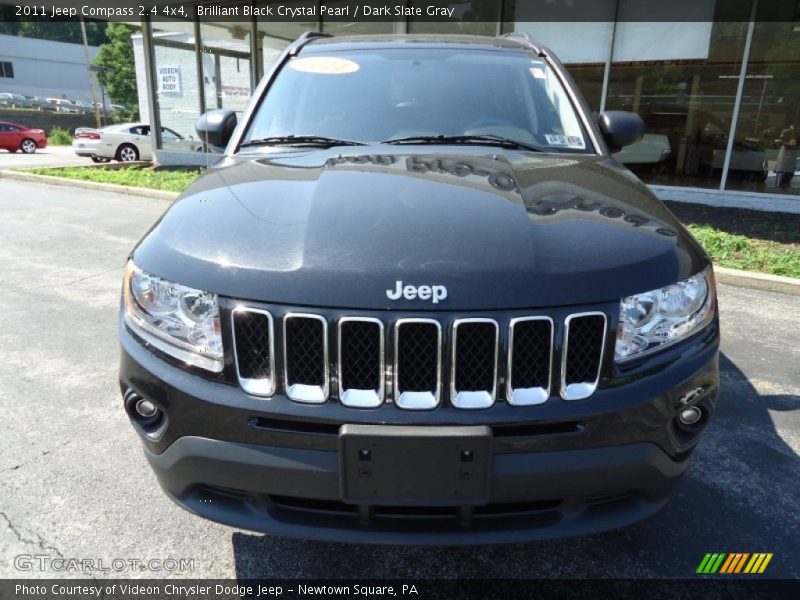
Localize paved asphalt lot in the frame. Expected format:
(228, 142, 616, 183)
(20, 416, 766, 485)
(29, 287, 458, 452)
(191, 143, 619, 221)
(0, 145, 94, 169)
(0, 178, 798, 580)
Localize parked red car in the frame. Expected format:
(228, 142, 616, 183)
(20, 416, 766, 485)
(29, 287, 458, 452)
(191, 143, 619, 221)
(0, 121, 48, 154)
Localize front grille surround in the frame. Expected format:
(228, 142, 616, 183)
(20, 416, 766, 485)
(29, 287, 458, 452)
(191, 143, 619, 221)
(560, 312, 608, 401)
(450, 318, 499, 409)
(507, 316, 554, 406)
(230, 306, 276, 397)
(229, 304, 610, 408)
(393, 318, 443, 410)
(283, 313, 329, 404)
(337, 316, 385, 408)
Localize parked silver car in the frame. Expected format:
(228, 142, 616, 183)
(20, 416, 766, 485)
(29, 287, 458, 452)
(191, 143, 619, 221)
(90, 122, 204, 162)
(45, 98, 80, 113)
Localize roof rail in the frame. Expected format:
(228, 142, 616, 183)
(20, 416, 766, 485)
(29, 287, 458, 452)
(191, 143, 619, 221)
(289, 31, 332, 56)
(500, 32, 542, 55)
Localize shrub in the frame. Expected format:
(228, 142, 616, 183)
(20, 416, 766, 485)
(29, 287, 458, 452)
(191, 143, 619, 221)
(48, 126, 73, 145)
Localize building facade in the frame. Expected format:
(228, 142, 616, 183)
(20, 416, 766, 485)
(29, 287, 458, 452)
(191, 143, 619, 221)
(0, 34, 99, 101)
(133, 0, 800, 199)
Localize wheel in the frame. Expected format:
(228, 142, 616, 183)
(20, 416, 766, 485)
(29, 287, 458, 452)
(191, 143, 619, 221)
(91, 156, 111, 163)
(117, 144, 139, 162)
(20, 138, 37, 154)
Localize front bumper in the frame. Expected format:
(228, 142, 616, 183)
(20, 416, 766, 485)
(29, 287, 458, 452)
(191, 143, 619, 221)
(119, 315, 718, 544)
(147, 436, 686, 544)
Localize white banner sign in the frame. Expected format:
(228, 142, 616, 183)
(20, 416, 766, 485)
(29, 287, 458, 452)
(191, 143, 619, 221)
(158, 66, 181, 94)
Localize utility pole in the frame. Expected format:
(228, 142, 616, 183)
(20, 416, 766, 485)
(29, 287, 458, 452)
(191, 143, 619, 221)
(80, 17, 101, 129)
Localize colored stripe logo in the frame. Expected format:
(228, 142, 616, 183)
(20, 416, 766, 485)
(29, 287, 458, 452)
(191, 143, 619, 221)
(697, 553, 773, 574)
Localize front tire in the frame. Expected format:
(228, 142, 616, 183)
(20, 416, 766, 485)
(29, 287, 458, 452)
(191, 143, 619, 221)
(91, 156, 111, 163)
(117, 144, 139, 162)
(20, 139, 37, 154)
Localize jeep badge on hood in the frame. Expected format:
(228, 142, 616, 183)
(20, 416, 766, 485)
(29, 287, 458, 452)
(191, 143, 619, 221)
(386, 280, 448, 304)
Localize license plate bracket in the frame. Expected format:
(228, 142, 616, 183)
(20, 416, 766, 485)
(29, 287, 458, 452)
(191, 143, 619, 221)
(339, 424, 492, 506)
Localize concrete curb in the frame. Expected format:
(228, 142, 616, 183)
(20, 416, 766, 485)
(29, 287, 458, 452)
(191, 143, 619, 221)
(0, 169, 179, 201)
(716, 266, 800, 296)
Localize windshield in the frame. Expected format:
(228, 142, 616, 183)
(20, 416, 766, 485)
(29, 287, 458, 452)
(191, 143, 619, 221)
(243, 47, 591, 153)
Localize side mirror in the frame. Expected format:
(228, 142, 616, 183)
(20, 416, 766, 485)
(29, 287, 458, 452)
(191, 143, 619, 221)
(196, 109, 237, 147)
(598, 111, 645, 153)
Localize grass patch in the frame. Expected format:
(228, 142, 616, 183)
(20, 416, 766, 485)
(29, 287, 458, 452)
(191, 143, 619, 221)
(687, 223, 800, 278)
(48, 126, 73, 146)
(666, 201, 800, 279)
(24, 166, 203, 193)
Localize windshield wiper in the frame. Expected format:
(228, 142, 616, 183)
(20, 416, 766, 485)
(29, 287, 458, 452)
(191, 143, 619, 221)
(383, 134, 542, 152)
(239, 135, 367, 148)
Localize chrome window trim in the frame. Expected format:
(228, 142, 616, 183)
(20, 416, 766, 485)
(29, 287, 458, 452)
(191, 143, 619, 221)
(230, 306, 276, 397)
(507, 316, 554, 406)
(560, 311, 608, 401)
(450, 318, 499, 410)
(337, 316, 385, 409)
(283, 312, 329, 404)
(393, 318, 442, 410)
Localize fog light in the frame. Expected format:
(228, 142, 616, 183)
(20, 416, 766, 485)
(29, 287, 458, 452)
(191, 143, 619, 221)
(135, 398, 158, 418)
(679, 406, 702, 425)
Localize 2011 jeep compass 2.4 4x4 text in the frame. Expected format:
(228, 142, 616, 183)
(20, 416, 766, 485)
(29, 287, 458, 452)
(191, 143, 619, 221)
(119, 33, 719, 544)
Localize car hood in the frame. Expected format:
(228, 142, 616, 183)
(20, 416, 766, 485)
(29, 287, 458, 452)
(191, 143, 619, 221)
(133, 146, 707, 310)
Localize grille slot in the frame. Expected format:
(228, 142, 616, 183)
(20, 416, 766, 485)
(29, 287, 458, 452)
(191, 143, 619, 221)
(394, 319, 442, 410)
(283, 313, 328, 404)
(338, 317, 384, 408)
(561, 312, 607, 401)
(451, 319, 498, 409)
(507, 317, 553, 406)
(231, 307, 275, 396)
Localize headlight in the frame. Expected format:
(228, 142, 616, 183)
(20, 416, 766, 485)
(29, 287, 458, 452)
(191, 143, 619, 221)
(615, 266, 715, 362)
(123, 261, 223, 372)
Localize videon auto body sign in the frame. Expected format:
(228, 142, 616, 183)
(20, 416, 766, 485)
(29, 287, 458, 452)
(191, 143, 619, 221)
(157, 66, 181, 94)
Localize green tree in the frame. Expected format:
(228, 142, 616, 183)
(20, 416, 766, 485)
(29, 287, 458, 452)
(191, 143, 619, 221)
(93, 23, 140, 120)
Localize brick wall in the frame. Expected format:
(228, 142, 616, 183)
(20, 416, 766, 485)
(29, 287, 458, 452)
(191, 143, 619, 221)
(0, 110, 122, 134)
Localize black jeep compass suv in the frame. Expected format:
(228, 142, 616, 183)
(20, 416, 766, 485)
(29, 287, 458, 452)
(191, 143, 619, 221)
(119, 32, 719, 544)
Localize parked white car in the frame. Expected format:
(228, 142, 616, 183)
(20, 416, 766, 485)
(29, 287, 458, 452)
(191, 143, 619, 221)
(72, 126, 113, 163)
(92, 122, 204, 162)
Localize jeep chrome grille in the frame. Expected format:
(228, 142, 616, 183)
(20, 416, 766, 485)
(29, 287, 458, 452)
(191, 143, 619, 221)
(283, 313, 329, 403)
(561, 312, 607, 401)
(394, 319, 442, 410)
(232, 309, 606, 408)
(338, 317, 384, 408)
(451, 319, 498, 409)
(231, 307, 275, 396)
(507, 317, 553, 406)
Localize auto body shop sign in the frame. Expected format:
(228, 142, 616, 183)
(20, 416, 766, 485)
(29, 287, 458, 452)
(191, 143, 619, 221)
(158, 66, 181, 94)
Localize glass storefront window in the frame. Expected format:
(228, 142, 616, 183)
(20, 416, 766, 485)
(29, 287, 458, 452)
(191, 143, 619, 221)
(152, 24, 203, 143)
(200, 23, 252, 115)
(605, 2, 752, 189)
(731, 21, 800, 195)
(408, 0, 499, 35)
